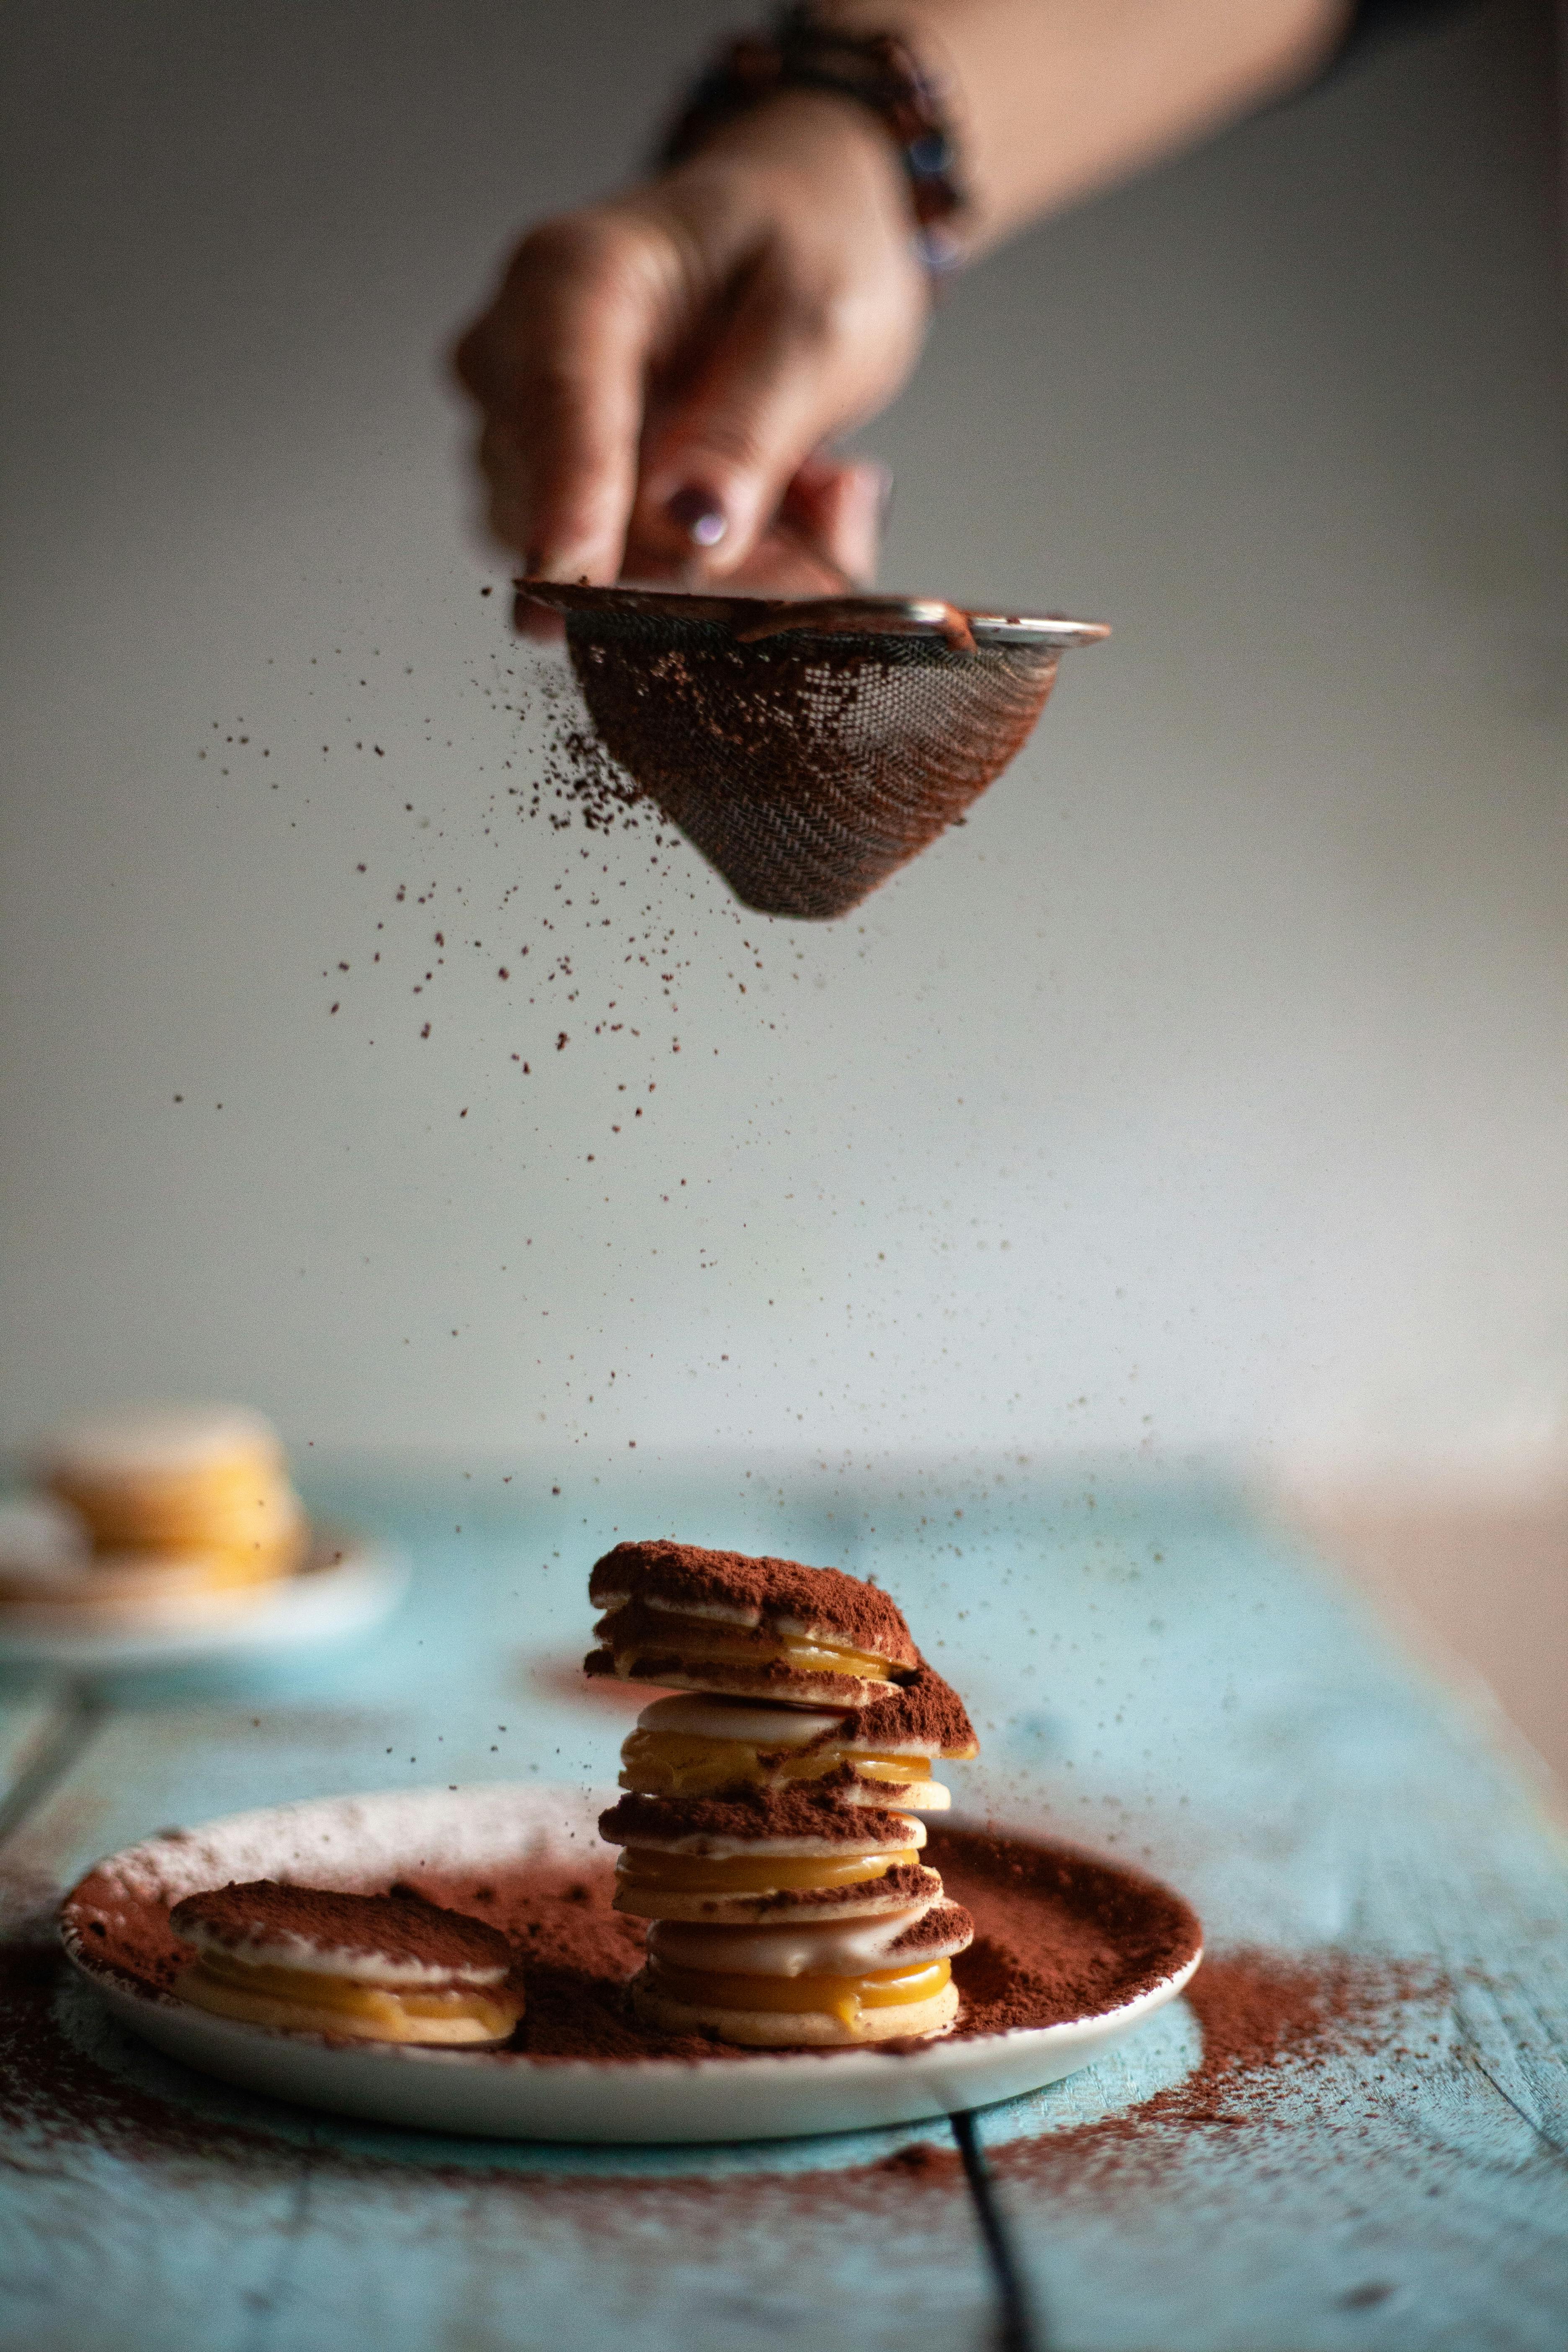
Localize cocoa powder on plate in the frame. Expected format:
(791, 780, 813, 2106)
(61, 1828, 1197, 2061)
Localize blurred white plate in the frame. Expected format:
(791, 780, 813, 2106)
(0, 1529, 405, 1671)
(61, 1784, 1200, 2143)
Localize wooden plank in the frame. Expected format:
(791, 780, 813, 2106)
(1, 1474, 1000, 2352)
(918, 1488, 1568, 2352)
(1278, 1483, 1568, 1788)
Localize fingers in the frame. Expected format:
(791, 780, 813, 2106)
(783, 454, 891, 589)
(710, 455, 890, 598)
(454, 214, 675, 583)
(626, 263, 896, 580)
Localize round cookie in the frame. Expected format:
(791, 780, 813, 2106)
(632, 1973, 959, 2048)
(169, 1880, 523, 2046)
(645, 1898, 975, 1980)
(600, 1787, 940, 1925)
(632, 1884, 973, 2047)
(585, 1539, 919, 1707)
(619, 1667, 977, 1809)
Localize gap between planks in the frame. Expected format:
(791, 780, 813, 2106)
(952, 2108, 1044, 2352)
(0, 1685, 107, 1851)
(1, 1692, 1038, 2352)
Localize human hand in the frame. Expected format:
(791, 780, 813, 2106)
(453, 90, 929, 621)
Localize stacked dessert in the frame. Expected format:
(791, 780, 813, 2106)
(170, 1882, 524, 2046)
(0, 1405, 309, 1627)
(589, 1539, 979, 2047)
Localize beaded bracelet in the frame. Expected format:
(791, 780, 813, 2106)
(657, 4, 969, 272)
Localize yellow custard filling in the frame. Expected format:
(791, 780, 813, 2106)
(616, 1846, 917, 1898)
(609, 1616, 897, 1682)
(619, 1730, 930, 1798)
(177, 1951, 519, 2039)
(647, 1955, 951, 2027)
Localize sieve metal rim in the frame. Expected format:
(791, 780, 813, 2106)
(517, 578, 1109, 653)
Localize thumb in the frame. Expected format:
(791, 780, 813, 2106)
(627, 273, 853, 578)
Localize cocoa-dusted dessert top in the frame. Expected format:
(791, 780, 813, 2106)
(799, 1661, 978, 1759)
(877, 1900, 975, 1962)
(600, 1787, 921, 1850)
(588, 1540, 919, 1667)
(168, 1881, 514, 1975)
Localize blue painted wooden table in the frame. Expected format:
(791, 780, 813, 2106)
(2, 1465, 1565, 2352)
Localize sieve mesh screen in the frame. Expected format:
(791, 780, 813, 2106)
(524, 585, 1106, 921)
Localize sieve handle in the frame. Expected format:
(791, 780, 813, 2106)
(732, 597, 977, 652)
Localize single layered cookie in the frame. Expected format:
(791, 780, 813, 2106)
(619, 1662, 976, 1810)
(39, 1405, 307, 1576)
(638, 1899, 975, 2048)
(600, 1788, 943, 1925)
(585, 1539, 919, 1707)
(169, 1881, 523, 2046)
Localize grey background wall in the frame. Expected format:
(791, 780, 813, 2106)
(2, 0, 1565, 1484)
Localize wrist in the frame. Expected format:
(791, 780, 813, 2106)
(657, 9, 969, 273)
(660, 84, 927, 302)
(676, 82, 903, 196)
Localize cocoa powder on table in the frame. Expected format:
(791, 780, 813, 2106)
(985, 1943, 1448, 2198)
(10, 1843, 1440, 2198)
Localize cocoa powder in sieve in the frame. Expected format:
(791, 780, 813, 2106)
(562, 610, 1060, 921)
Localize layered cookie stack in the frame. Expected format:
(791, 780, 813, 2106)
(589, 1539, 979, 2048)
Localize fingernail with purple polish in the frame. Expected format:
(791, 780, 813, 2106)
(668, 487, 728, 548)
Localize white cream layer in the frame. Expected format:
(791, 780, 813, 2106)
(599, 1587, 901, 1656)
(646, 1901, 970, 1979)
(176, 1920, 508, 1987)
(634, 1691, 937, 1758)
(634, 1694, 848, 1746)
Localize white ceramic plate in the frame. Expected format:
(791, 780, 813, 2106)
(61, 1785, 1200, 2143)
(0, 1530, 406, 1672)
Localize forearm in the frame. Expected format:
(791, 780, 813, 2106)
(818, 0, 1353, 248)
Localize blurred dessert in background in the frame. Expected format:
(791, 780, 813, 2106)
(39, 1404, 305, 1571)
(0, 1403, 309, 1630)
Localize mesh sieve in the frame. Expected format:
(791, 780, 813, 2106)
(520, 583, 1109, 921)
